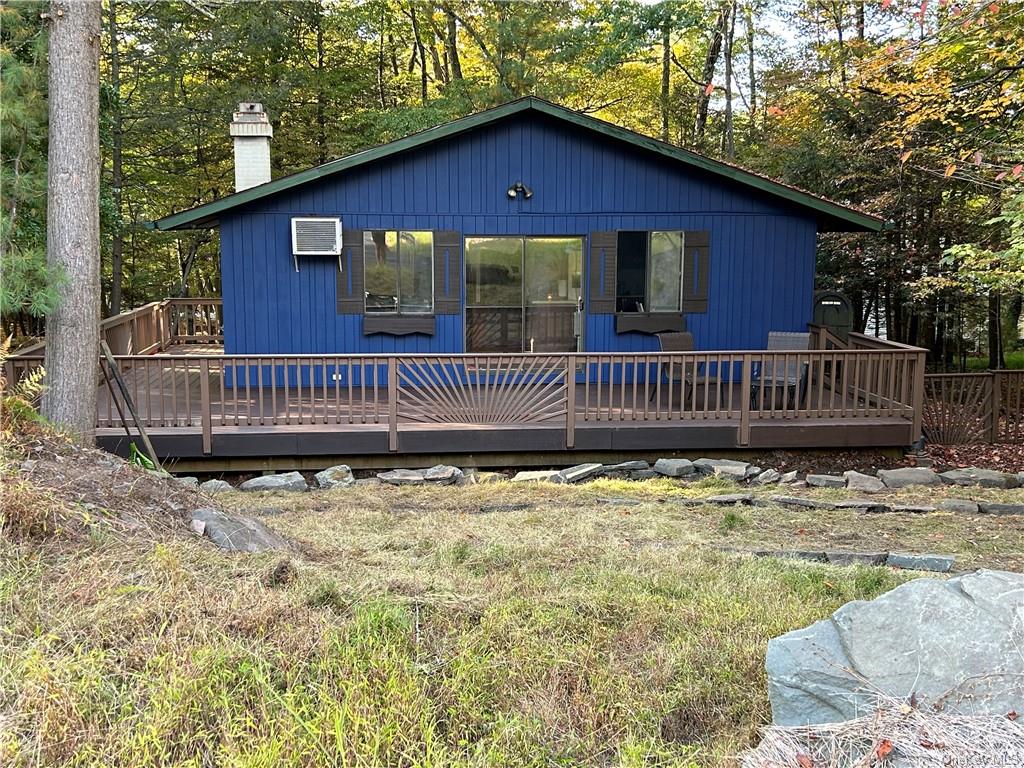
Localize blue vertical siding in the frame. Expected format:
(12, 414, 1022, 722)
(220, 111, 819, 356)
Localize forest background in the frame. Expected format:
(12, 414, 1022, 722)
(2, 0, 1022, 369)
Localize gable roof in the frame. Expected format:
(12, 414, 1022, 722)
(152, 96, 885, 233)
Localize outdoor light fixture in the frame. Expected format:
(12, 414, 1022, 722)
(506, 181, 533, 200)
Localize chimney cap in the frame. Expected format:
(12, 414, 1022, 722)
(230, 101, 272, 138)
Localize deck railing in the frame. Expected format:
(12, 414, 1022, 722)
(2, 346, 926, 455)
(10, 298, 223, 358)
(923, 370, 1024, 444)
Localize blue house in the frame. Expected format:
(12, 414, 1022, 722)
(154, 98, 881, 359)
(128, 98, 921, 464)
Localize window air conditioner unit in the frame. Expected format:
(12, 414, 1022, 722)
(290, 217, 342, 271)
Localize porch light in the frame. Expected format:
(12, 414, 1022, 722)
(507, 181, 533, 200)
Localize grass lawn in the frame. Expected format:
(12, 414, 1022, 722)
(2, 475, 1022, 767)
(965, 349, 1024, 370)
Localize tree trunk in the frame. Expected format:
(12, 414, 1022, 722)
(660, 18, 670, 142)
(106, 0, 123, 315)
(721, 0, 735, 159)
(377, 9, 387, 108)
(314, 0, 327, 165)
(445, 10, 462, 80)
(988, 291, 1004, 369)
(409, 3, 428, 104)
(693, 6, 727, 146)
(856, 0, 865, 40)
(744, 2, 755, 136)
(43, 0, 102, 443)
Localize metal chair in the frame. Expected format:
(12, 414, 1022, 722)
(648, 332, 697, 403)
(750, 331, 811, 410)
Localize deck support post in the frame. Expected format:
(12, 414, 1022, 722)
(990, 368, 1002, 443)
(199, 358, 212, 455)
(910, 350, 925, 445)
(739, 353, 751, 446)
(565, 356, 575, 449)
(387, 357, 398, 451)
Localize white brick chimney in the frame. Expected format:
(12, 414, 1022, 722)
(230, 102, 273, 191)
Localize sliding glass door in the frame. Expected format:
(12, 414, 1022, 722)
(465, 237, 583, 353)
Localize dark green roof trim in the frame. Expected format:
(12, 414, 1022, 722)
(152, 97, 884, 233)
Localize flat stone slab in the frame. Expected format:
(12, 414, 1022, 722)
(753, 549, 827, 563)
(478, 503, 533, 514)
(239, 471, 308, 492)
(672, 497, 707, 507)
(630, 469, 659, 481)
(693, 458, 749, 478)
(510, 470, 560, 483)
(315, 464, 354, 489)
(423, 464, 463, 484)
(885, 552, 955, 572)
(378, 465, 463, 485)
(199, 479, 233, 493)
(779, 470, 800, 484)
(978, 502, 1024, 516)
(825, 551, 888, 566)
(767, 570, 1023, 726)
(706, 493, 754, 505)
(190, 508, 289, 553)
(939, 498, 980, 514)
(833, 499, 891, 513)
(596, 497, 643, 506)
(940, 467, 1019, 489)
(600, 460, 650, 474)
(653, 458, 695, 477)
(555, 463, 603, 483)
(891, 504, 937, 514)
(877, 467, 941, 489)
(377, 468, 426, 485)
(806, 473, 846, 489)
(843, 470, 885, 494)
(766, 495, 837, 510)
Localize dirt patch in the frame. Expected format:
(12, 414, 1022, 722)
(5, 431, 205, 540)
(928, 443, 1024, 472)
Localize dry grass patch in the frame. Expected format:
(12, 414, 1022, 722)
(2, 468, 1021, 767)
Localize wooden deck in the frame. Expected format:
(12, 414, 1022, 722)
(74, 343, 922, 467)
(7, 304, 926, 468)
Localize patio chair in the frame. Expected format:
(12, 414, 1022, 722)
(648, 332, 707, 404)
(750, 331, 811, 410)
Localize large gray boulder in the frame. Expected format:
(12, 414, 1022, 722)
(190, 508, 289, 553)
(877, 467, 941, 489)
(240, 471, 308, 492)
(315, 464, 354, 489)
(767, 570, 1024, 726)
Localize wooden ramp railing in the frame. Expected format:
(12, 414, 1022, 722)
(10, 298, 223, 358)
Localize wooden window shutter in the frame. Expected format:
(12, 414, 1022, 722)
(336, 228, 365, 314)
(682, 230, 710, 314)
(588, 231, 617, 314)
(433, 230, 461, 315)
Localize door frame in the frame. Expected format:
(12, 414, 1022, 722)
(463, 234, 586, 354)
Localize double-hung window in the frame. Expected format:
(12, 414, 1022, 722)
(363, 230, 434, 314)
(615, 231, 685, 313)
